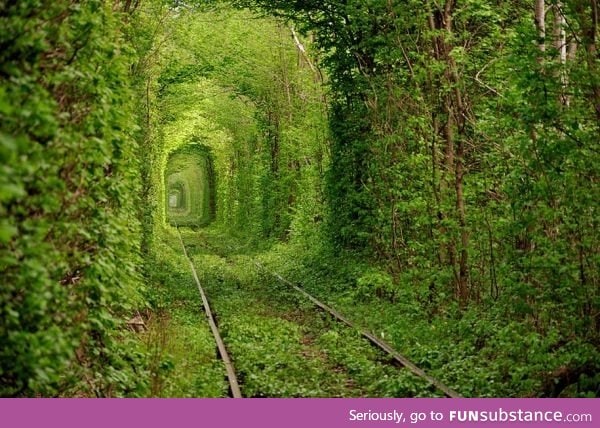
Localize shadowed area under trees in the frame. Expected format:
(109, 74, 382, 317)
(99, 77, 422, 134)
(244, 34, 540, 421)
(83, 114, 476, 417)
(1, 0, 598, 397)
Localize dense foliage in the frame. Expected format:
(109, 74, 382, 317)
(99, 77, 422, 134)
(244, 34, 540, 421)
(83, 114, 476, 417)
(2, 0, 599, 397)
(165, 145, 215, 227)
(0, 0, 146, 396)
(146, 4, 327, 244)
(234, 0, 600, 395)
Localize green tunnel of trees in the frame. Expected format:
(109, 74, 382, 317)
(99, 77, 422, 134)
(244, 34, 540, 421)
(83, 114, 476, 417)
(1, 0, 599, 397)
(165, 144, 215, 227)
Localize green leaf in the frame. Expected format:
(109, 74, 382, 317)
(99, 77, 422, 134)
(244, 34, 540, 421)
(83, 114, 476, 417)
(0, 221, 17, 244)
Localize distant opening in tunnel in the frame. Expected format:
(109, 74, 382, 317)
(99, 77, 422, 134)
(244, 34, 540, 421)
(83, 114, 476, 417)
(168, 181, 186, 209)
(165, 143, 216, 227)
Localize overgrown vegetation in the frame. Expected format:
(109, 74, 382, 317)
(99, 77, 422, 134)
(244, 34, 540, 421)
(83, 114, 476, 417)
(1, 0, 147, 396)
(2, 0, 599, 397)
(230, 0, 600, 396)
(184, 228, 439, 397)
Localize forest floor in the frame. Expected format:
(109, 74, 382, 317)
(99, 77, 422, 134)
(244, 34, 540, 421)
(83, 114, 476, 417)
(143, 227, 444, 397)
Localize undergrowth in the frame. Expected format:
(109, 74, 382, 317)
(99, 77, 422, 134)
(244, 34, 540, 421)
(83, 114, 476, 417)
(180, 227, 443, 397)
(257, 232, 600, 398)
(179, 222, 599, 398)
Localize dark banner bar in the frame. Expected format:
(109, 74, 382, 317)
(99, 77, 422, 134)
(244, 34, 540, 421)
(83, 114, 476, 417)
(1, 398, 597, 428)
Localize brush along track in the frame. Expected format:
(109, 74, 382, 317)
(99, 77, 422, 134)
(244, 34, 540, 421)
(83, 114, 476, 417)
(253, 262, 460, 398)
(177, 229, 461, 398)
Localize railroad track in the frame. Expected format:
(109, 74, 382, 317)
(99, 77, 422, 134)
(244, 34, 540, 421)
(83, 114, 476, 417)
(176, 227, 242, 398)
(176, 227, 461, 398)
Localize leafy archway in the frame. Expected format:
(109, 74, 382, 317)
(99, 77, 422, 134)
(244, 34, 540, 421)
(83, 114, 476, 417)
(165, 143, 216, 227)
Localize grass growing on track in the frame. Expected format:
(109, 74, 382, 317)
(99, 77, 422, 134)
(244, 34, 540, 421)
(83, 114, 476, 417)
(182, 228, 438, 397)
(143, 236, 228, 397)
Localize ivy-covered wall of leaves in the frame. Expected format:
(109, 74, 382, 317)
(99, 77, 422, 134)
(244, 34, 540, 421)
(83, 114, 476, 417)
(0, 0, 147, 397)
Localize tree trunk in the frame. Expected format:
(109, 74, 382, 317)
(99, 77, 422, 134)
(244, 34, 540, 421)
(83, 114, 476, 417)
(535, 0, 546, 53)
(429, 0, 470, 305)
(554, 2, 569, 104)
(586, 0, 600, 122)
